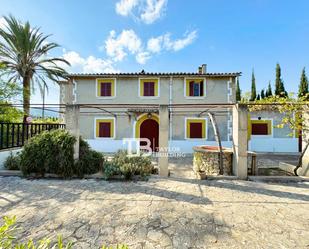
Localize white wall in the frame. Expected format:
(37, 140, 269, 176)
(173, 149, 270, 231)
(249, 138, 298, 153)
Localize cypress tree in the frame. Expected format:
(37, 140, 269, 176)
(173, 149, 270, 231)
(256, 94, 260, 100)
(250, 70, 257, 101)
(236, 77, 241, 101)
(275, 63, 287, 97)
(266, 81, 273, 97)
(260, 89, 265, 99)
(298, 67, 309, 99)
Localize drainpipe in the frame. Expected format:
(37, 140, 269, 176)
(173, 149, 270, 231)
(169, 76, 173, 141)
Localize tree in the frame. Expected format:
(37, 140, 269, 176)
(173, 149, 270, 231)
(0, 15, 70, 123)
(260, 89, 265, 99)
(266, 81, 273, 97)
(298, 67, 309, 99)
(256, 93, 260, 100)
(250, 70, 257, 101)
(275, 63, 287, 97)
(236, 77, 241, 101)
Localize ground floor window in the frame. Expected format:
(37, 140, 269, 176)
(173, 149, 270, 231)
(95, 118, 115, 138)
(249, 119, 272, 136)
(185, 118, 207, 139)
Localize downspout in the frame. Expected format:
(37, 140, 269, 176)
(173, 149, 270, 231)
(169, 76, 173, 142)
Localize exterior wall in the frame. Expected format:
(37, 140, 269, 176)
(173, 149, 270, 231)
(248, 111, 298, 153)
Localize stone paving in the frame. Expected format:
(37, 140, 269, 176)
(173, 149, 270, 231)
(0, 164, 309, 248)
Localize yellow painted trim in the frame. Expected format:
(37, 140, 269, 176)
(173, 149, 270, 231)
(185, 78, 204, 97)
(186, 119, 206, 139)
(135, 114, 159, 138)
(139, 78, 159, 97)
(97, 78, 115, 97)
(96, 119, 114, 138)
(248, 119, 272, 139)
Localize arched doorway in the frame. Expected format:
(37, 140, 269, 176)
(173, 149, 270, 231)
(135, 114, 159, 152)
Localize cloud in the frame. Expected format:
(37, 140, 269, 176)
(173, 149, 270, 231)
(115, 0, 139, 16)
(102, 29, 197, 65)
(115, 0, 167, 24)
(62, 51, 118, 73)
(104, 29, 142, 62)
(140, 0, 167, 24)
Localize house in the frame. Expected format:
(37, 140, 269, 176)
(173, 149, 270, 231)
(59, 64, 298, 153)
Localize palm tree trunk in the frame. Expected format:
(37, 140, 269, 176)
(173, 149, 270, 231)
(22, 76, 30, 123)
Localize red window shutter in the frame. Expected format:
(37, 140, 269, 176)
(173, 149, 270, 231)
(189, 81, 194, 96)
(101, 82, 112, 96)
(251, 123, 268, 135)
(143, 82, 155, 96)
(199, 81, 204, 96)
(99, 122, 111, 137)
(190, 122, 203, 138)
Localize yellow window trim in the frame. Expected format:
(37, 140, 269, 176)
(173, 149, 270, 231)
(186, 118, 206, 139)
(185, 78, 205, 97)
(139, 78, 159, 97)
(96, 78, 115, 97)
(135, 114, 159, 138)
(95, 119, 115, 138)
(248, 119, 272, 139)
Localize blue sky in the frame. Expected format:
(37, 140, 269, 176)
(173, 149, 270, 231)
(1, 0, 309, 104)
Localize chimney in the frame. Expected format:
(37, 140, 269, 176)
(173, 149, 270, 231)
(198, 64, 207, 74)
(201, 64, 207, 74)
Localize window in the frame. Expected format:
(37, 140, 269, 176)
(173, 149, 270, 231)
(139, 78, 159, 97)
(249, 120, 272, 137)
(96, 78, 116, 97)
(186, 118, 206, 139)
(95, 118, 115, 138)
(185, 78, 205, 97)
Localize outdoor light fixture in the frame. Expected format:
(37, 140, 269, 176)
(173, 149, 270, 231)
(147, 113, 152, 119)
(258, 116, 262, 120)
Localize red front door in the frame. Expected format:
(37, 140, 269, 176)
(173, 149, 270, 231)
(140, 119, 159, 152)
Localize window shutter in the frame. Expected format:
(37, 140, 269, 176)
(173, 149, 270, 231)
(100, 82, 112, 96)
(189, 122, 203, 138)
(251, 123, 268, 135)
(143, 82, 155, 96)
(99, 122, 111, 137)
(199, 81, 204, 96)
(189, 81, 194, 96)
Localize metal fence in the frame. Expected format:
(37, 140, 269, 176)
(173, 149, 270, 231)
(0, 123, 65, 150)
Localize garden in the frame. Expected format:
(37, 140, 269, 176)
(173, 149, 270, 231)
(4, 129, 155, 180)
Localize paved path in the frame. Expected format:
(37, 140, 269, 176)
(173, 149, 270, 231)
(0, 175, 309, 249)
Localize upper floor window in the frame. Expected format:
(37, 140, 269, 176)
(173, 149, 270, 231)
(185, 78, 205, 97)
(139, 78, 159, 97)
(96, 78, 116, 97)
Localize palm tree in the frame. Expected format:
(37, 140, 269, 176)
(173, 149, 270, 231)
(0, 15, 70, 122)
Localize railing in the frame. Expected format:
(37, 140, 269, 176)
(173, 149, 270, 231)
(0, 123, 65, 150)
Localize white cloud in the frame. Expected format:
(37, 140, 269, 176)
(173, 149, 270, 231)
(0, 17, 7, 30)
(115, 0, 167, 24)
(136, 51, 151, 64)
(104, 29, 142, 62)
(140, 0, 167, 24)
(101, 29, 197, 65)
(115, 0, 139, 16)
(62, 51, 118, 73)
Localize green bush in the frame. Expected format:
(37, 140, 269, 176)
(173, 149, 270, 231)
(4, 152, 21, 170)
(107, 150, 153, 180)
(19, 129, 104, 178)
(0, 216, 72, 248)
(102, 161, 120, 180)
(75, 139, 104, 177)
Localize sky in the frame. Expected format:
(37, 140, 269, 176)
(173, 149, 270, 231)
(0, 0, 309, 104)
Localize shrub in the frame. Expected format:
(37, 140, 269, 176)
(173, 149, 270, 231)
(75, 138, 104, 177)
(102, 161, 121, 180)
(19, 129, 104, 178)
(111, 150, 153, 180)
(0, 216, 72, 248)
(20, 129, 76, 177)
(4, 151, 21, 170)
